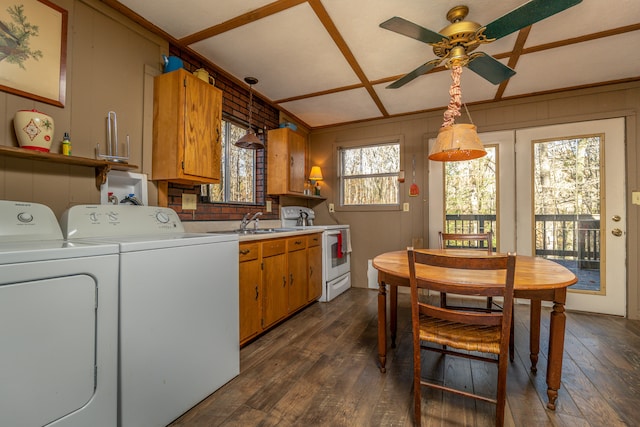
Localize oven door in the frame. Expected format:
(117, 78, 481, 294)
(324, 230, 350, 282)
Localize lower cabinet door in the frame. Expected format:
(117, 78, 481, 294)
(262, 252, 288, 328)
(239, 257, 261, 343)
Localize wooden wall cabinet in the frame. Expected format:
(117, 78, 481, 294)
(152, 68, 222, 185)
(267, 128, 306, 195)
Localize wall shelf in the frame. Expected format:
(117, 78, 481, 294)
(0, 146, 139, 190)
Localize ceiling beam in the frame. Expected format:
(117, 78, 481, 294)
(179, 0, 307, 46)
(307, 0, 389, 117)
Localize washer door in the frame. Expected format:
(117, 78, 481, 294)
(0, 274, 96, 426)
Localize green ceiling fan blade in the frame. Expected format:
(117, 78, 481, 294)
(387, 58, 442, 89)
(483, 0, 583, 40)
(466, 53, 516, 85)
(380, 17, 445, 44)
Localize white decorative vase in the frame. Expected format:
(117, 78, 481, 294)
(14, 109, 55, 152)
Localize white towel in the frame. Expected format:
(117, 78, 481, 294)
(341, 229, 352, 254)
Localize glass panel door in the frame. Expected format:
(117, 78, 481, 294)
(516, 118, 626, 316)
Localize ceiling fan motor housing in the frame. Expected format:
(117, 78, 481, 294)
(433, 6, 486, 59)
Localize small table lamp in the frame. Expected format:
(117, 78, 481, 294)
(309, 166, 323, 196)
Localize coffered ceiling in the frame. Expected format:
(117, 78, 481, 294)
(106, 0, 640, 129)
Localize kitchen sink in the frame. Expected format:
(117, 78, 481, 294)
(208, 228, 298, 235)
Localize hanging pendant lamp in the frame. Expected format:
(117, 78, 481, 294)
(235, 77, 264, 150)
(429, 63, 486, 162)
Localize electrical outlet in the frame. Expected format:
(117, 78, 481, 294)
(329, 203, 335, 213)
(182, 193, 197, 210)
(633, 191, 640, 206)
(266, 200, 272, 212)
(403, 202, 410, 212)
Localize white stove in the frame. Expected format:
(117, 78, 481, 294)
(281, 206, 351, 301)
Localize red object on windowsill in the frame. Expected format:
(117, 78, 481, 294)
(337, 232, 343, 258)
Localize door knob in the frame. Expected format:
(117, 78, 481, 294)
(612, 215, 621, 222)
(611, 228, 622, 237)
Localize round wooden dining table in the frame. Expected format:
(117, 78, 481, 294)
(372, 249, 578, 410)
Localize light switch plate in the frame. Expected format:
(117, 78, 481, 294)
(403, 202, 410, 212)
(182, 193, 197, 210)
(266, 200, 272, 212)
(633, 191, 640, 206)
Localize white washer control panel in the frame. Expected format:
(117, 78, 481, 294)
(61, 205, 185, 238)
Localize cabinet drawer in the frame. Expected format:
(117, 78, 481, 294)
(239, 243, 259, 262)
(287, 236, 307, 252)
(307, 233, 322, 247)
(262, 239, 286, 257)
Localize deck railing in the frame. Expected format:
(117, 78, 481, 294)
(444, 214, 600, 269)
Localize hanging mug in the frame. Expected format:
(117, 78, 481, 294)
(193, 68, 215, 85)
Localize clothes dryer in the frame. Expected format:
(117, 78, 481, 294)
(0, 200, 118, 427)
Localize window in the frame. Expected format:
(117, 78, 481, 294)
(201, 120, 256, 203)
(339, 141, 400, 206)
(443, 145, 497, 243)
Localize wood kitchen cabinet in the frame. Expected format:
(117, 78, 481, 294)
(238, 233, 323, 347)
(238, 242, 261, 344)
(267, 128, 306, 195)
(287, 236, 308, 312)
(307, 233, 323, 302)
(261, 239, 288, 329)
(152, 68, 222, 184)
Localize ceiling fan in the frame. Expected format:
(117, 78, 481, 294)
(380, 0, 583, 88)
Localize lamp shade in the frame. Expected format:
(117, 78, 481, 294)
(429, 123, 486, 162)
(235, 131, 264, 149)
(309, 166, 323, 181)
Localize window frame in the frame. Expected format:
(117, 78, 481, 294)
(335, 135, 404, 212)
(201, 118, 258, 205)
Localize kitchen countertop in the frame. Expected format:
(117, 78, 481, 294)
(182, 221, 320, 242)
(211, 228, 320, 242)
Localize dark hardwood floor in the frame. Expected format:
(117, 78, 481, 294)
(169, 288, 640, 427)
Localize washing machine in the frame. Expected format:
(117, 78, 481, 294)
(61, 204, 239, 427)
(0, 200, 118, 427)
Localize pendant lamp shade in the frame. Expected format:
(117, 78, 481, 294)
(235, 77, 264, 150)
(429, 123, 486, 161)
(429, 65, 487, 162)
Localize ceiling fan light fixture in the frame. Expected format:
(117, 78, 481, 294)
(429, 123, 486, 162)
(234, 76, 264, 150)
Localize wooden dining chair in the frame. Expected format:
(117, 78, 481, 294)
(438, 231, 515, 361)
(438, 231, 494, 310)
(407, 248, 516, 427)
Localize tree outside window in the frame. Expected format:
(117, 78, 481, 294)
(340, 142, 400, 206)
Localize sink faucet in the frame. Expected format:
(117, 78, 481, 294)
(240, 211, 263, 231)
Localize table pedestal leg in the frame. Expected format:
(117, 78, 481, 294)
(529, 299, 541, 374)
(546, 302, 566, 410)
(377, 281, 387, 373)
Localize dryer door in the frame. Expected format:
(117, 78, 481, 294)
(0, 274, 96, 427)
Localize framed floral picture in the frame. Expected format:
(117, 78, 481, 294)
(0, 0, 67, 107)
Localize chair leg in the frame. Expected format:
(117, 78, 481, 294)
(414, 357, 422, 426)
(440, 292, 447, 308)
(487, 296, 493, 310)
(495, 355, 508, 427)
(509, 312, 515, 362)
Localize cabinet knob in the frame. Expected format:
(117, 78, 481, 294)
(239, 248, 250, 255)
